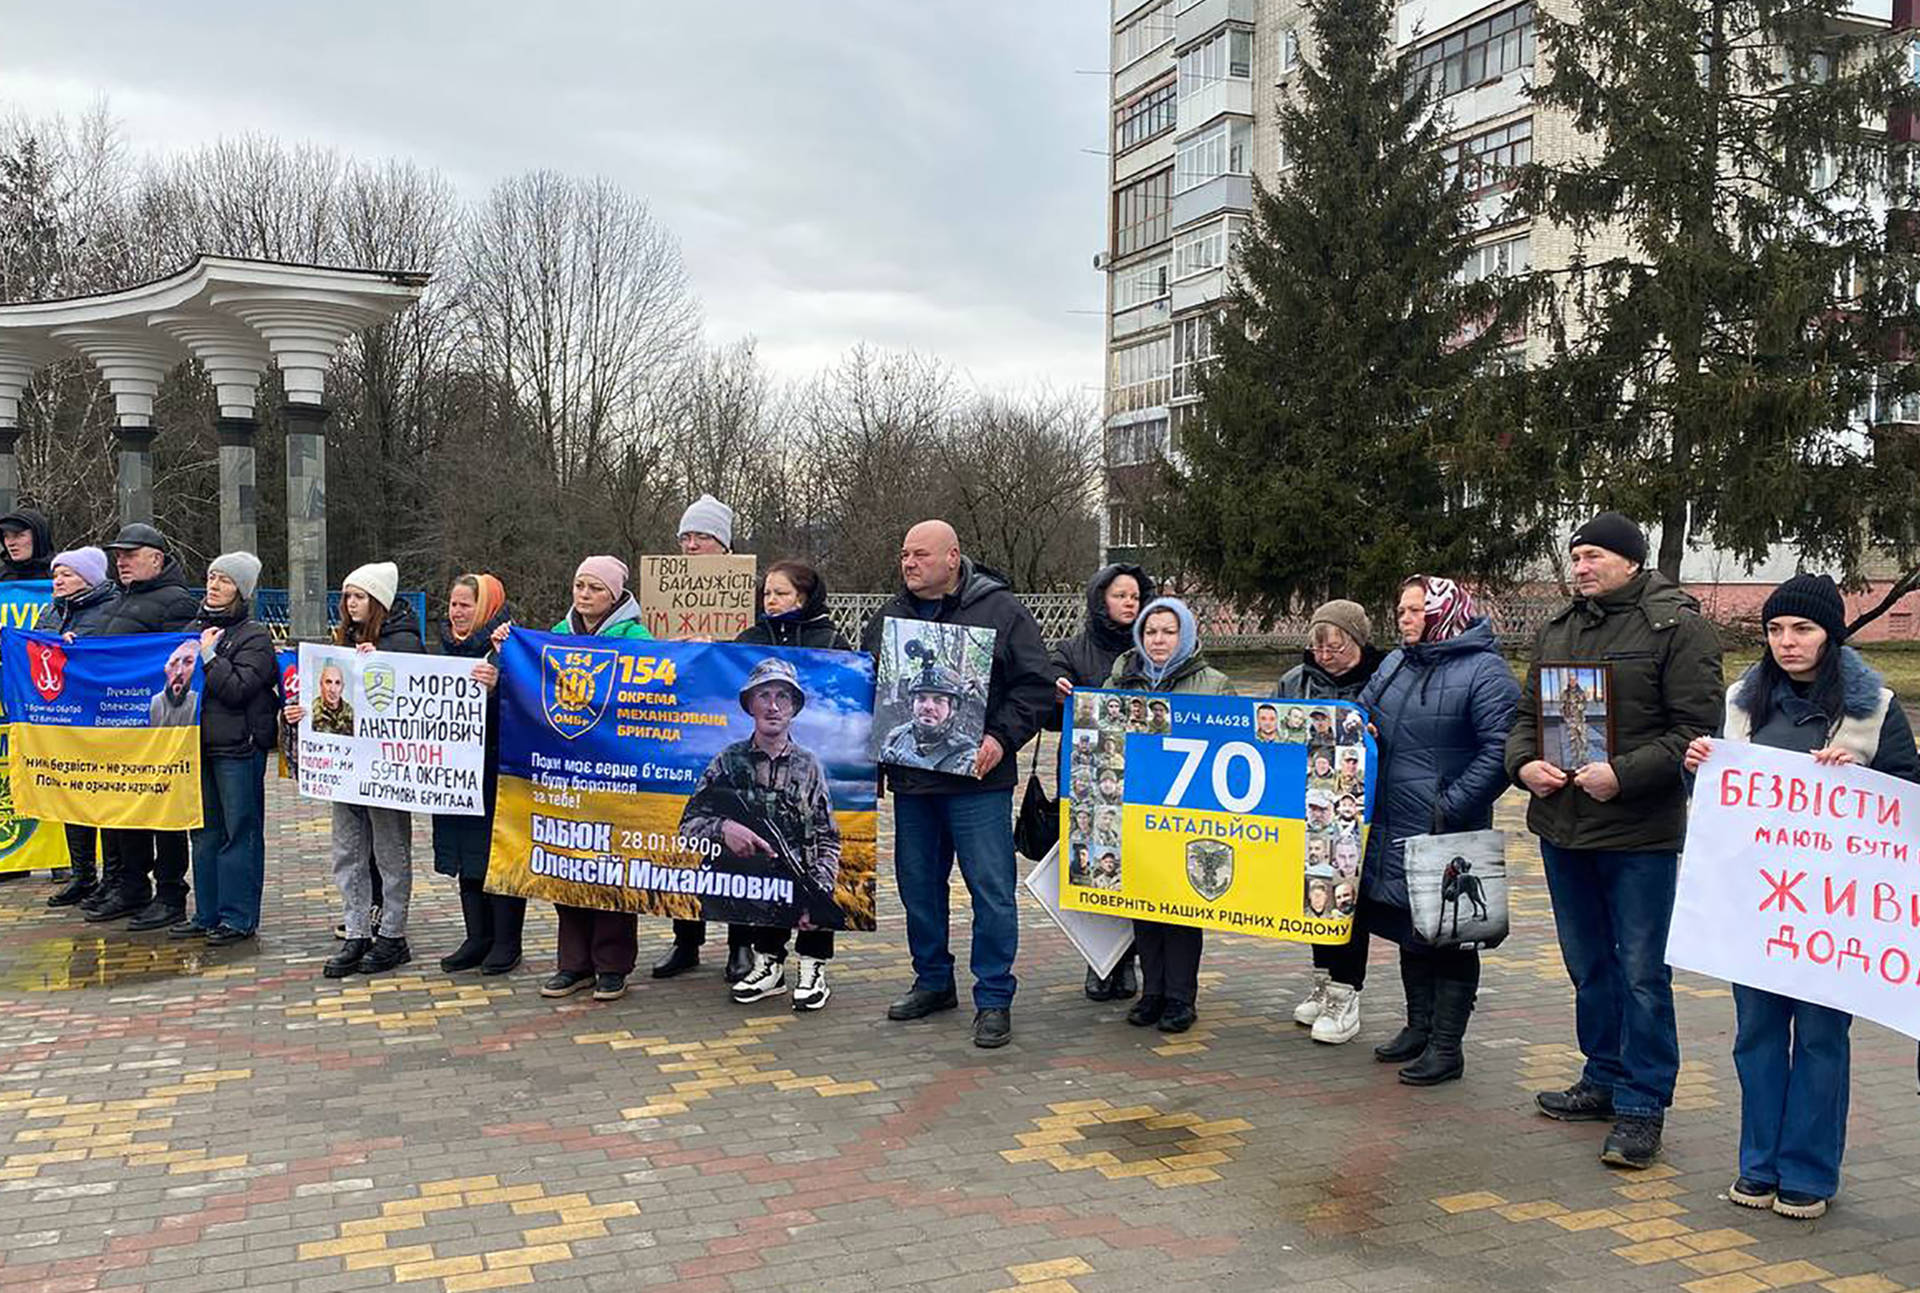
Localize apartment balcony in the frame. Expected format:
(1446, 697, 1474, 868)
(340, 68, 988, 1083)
(1172, 173, 1253, 230)
(1115, 132, 1175, 185)
(1117, 48, 1175, 100)
(1113, 297, 1173, 342)
(1175, 0, 1257, 47)
(1172, 268, 1228, 312)
(1178, 77, 1253, 133)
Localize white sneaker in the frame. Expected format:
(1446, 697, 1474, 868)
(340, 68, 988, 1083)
(790, 956, 831, 1011)
(1292, 972, 1331, 1026)
(730, 953, 787, 1003)
(1311, 984, 1361, 1044)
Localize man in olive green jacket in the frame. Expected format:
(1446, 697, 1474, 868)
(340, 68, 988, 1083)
(1505, 512, 1723, 1172)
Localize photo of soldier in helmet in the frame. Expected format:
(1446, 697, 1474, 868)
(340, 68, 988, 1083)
(878, 659, 978, 774)
(868, 620, 995, 776)
(680, 657, 845, 930)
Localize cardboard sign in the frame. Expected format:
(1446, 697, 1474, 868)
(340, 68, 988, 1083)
(638, 554, 756, 641)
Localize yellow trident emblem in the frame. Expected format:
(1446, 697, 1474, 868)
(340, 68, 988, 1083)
(540, 645, 617, 740)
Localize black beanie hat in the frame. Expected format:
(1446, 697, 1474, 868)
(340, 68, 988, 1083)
(1762, 573, 1848, 642)
(1570, 511, 1648, 566)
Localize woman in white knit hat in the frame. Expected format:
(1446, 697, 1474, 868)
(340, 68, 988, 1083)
(284, 561, 424, 978)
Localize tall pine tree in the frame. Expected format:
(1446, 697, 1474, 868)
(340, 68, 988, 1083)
(1521, 0, 1920, 583)
(1147, 0, 1550, 616)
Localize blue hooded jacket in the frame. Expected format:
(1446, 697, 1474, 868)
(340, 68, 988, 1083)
(1358, 617, 1520, 913)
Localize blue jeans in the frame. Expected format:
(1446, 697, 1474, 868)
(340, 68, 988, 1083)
(1540, 843, 1680, 1117)
(893, 790, 1018, 1009)
(191, 752, 267, 934)
(1733, 984, 1851, 1197)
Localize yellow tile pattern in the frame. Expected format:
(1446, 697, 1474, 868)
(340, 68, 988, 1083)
(997, 1099, 1243, 1188)
(283, 974, 513, 1033)
(0, 1068, 253, 1180)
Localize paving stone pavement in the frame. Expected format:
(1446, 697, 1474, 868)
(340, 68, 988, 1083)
(1, 781, 1918, 1293)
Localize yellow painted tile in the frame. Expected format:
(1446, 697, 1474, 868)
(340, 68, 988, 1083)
(1035, 1112, 1106, 1130)
(561, 1202, 639, 1221)
(1614, 1199, 1688, 1220)
(1140, 1113, 1202, 1130)
(522, 1221, 608, 1244)
(1613, 1218, 1693, 1242)
(1748, 1262, 1833, 1288)
(461, 1185, 546, 1205)
(1155, 1151, 1230, 1170)
(1613, 1238, 1699, 1265)
(168, 1154, 249, 1175)
(423, 1174, 499, 1195)
(298, 1234, 390, 1260)
(1679, 1275, 1769, 1293)
(1682, 1251, 1764, 1276)
(484, 1243, 573, 1269)
(343, 1243, 433, 1271)
(339, 1215, 427, 1238)
(816, 1080, 879, 1097)
(1000, 1146, 1065, 1165)
(1633, 1162, 1682, 1181)
(1495, 1200, 1567, 1222)
(391, 1256, 485, 1281)
(1008, 1257, 1095, 1282)
(991, 1282, 1080, 1293)
(1683, 1229, 1759, 1254)
(1175, 1135, 1245, 1153)
(445, 1271, 535, 1293)
(1016, 1129, 1085, 1147)
(1615, 1179, 1688, 1201)
(1184, 1118, 1254, 1136)
(385, 1194, 468, 1215)
(620, 1102, 690, 1118)
(1435, 1191, 1508, 1214)
(1153, 1042, 1208, 1055)
(1046, 1099, 1111, 1114)
(1095, 1160, 1165, 1180)
(1551, 1208, 1628, 1231)
(1819, 1279, 1904, 1293)
(1094, 1105, 1158, 1122)
(1149, 1167, 1221, 1187)
(1048, 1152, 1121, 1171)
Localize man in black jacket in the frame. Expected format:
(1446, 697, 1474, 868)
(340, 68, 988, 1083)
(86, 523, 202, 930)
(0, 507, 53, 581)
(861, 520, 1053, 1049)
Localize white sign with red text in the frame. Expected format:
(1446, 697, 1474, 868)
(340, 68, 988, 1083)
(1670, 739, 1920, 1039)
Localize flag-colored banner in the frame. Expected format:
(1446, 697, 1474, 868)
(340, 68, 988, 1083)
(0, 628, 203, 830)
(1058, 692, 1377, 943)
(0, 582, 67, 872)
(275, 648, 297, 778)
(1670, 739, 1920, 1041)
(485, 628, 879, 929)
(295, 643, 489, 814)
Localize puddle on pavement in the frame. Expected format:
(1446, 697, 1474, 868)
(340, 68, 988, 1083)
(0, 933, 258, 991)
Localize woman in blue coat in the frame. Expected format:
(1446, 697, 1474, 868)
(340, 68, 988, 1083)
(1358, 576, 1519, 1085)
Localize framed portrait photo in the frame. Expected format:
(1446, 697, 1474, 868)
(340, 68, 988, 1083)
(1536, 663, 1614, 770)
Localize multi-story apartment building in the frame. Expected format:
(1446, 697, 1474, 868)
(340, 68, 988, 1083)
(1099, 0, 1920, 637)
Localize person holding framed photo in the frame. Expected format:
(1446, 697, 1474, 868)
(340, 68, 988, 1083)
(1506, 513, 1723, 1171)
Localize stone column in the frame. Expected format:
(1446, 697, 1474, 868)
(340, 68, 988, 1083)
(216, 416, 259, 556)
(283, 403, 330, 642)
(115, 423, 156, 527)
(0, 429, 19, 517)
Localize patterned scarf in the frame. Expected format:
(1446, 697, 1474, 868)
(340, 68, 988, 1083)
(1415, 576, 1477, 643)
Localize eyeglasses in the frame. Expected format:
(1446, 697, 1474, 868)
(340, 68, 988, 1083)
(1309, 642, 1350, 657)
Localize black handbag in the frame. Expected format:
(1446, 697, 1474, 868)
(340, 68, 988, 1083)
(1014, 732, 1060, 862)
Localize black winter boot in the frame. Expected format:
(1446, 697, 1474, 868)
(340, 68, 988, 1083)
(482, 895, 525, 975)
(1398, 978, 1474, 1086)
(47, 857, 96, 908)
(439, 883, 493, 972)
(357, 935, 412, 976)
(1374, 956, 1434, 1063)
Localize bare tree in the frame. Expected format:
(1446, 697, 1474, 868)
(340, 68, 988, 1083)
(940, 389, 1100, 591)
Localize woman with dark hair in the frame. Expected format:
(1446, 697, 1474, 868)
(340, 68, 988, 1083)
(1356, 576, 1519, 1081)
(1049, 563, 1154, 1001)
(434, 573, 524, 976)
(284, 562, 424, 978)
(726, 559, 853, 1011)
(1685, 575, 1918, 1221)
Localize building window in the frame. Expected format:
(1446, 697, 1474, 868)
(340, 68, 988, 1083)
(1108, 503, 1151, 550)
(1280, 29, 1300, 74)
(1114, 1, 1174, 70)
(1172, 216, 1248, 281)
(1106, 417, 1170, 466)
(1177, 27, 1253, 100)
(1171, 314, 1217, 400)
(1458, 233, 1530, 284)
(1441, 117, 1532, 194)
(1114, 254, 1171, 310)
(1411, 4, 1534, 99)
(1110, 334, 1172, 415)
(1116, 81, 1177, 153)
(1785, 46, 1836, 85)
(1114, 169, 1172, 258)
(1174, 117, 1252, 194)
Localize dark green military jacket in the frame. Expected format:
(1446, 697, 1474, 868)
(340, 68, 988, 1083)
(1504, 570, 1724, 853)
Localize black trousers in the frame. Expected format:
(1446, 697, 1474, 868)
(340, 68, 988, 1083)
(1133, 919, 1203, 1003)
(749, 926, 835, 959)
(556, 905, 637, 975)
(104, 829, 189, 907)
(1319, 898, 1480, 991)
(673, 919, 751, 950)
(64, 823, 99, 876)
(1316, 897, 1374, 989)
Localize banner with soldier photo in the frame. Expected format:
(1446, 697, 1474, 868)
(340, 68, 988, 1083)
(295, 644, 490, 814)
(867, 617, 995, 776)
(485, 629, 879, 930)
(1057, 692, 1378, 944)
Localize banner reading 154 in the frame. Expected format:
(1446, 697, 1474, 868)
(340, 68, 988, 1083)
(1058, 690, 1377, 943)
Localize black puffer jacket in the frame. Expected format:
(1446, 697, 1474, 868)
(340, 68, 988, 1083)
(192, 599, 281, 758)
(360, 596, 424, 654)
(1276, 645, 1388, 702)
(96, 556, 199, 635)
(35, 580, 119, 638)
(736, 573, 850, 650)
(860, 558, 1054, 796)
(0, 508, 52, 581)
(1045, 564, 1154, 731)
(432, 604, 515, 880)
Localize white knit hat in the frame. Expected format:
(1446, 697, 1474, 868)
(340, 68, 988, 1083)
(342, 561, 399, 610)
(676, 494, 734, 551)
(208, 551, 262, 600)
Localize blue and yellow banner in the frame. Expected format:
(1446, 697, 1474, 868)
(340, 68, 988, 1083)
(0, 628, 204, 830)
(0, 583, 66, 872)
(1058, 692, 1377, 943)
(485, 629, 879, 929)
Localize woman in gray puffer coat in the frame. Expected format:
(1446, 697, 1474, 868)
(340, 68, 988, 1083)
(1358, 576, 1519, 1086)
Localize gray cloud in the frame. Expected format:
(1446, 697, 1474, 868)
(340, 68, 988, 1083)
(0, 0, 1110, 390)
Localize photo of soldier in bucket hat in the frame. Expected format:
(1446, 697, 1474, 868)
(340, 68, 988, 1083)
(679, 657, 845, 931)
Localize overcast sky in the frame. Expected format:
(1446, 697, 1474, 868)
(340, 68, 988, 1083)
(0, 1, 1111, 394)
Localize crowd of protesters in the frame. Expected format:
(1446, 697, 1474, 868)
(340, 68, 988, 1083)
(3, 497, 1912, 1223)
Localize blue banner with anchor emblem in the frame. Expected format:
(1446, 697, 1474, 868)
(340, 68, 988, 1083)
(0, 582, 65, 871)
(485, 628, 880, 929)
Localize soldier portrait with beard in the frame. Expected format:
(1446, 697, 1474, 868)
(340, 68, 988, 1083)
(878, 660, 979, 775)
